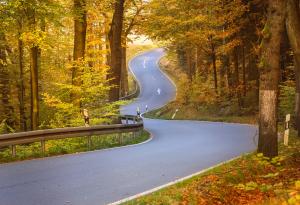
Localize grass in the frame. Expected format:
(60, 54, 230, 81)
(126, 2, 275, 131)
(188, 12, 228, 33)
(0, 130, 150, 164)
(144, 102, 257, 124)
(123, 132, 300, 205)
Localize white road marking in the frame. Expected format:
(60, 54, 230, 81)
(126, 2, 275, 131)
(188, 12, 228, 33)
(157, 88, 161, 95)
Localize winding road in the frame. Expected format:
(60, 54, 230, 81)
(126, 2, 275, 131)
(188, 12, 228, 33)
(0, 49, 257, 205)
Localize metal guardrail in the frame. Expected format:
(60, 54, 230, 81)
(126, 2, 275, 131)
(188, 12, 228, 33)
(119, 80, 140, 101)
(0, 115, 143, 157)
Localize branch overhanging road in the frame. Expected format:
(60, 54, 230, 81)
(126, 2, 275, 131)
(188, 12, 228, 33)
(0, 48, 257, 205)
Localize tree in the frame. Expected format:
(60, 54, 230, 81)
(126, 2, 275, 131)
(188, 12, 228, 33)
(258, 0, 287, 158)
(72, 0, 87, 107)
(286, 0, 300, 137)
(0, 32, 15, 132)
(108, 0, 125, 102)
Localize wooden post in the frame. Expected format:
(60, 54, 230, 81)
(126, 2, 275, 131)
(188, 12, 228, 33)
(87, 136, 92, 150)
(11, 145, 16, 157)
(284, 114, 290, 146)
(118, 133, 123, 144)
(41, 140, 45, 155)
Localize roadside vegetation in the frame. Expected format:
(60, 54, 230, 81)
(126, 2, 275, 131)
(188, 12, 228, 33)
(0, 130, 150, 164)
(124, 132, 299, 205)
(145, 55, 293, 126)
(127, 0, 300, 204)
(0, 43, 153, 163)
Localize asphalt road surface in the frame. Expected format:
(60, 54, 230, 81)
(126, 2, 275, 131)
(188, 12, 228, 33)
(0, 48, 257, 205)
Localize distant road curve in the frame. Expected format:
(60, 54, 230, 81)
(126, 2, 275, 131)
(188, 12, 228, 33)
(0, 48, 257, 205)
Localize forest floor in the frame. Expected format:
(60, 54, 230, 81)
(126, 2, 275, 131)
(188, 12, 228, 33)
(123, 132, 300, 205)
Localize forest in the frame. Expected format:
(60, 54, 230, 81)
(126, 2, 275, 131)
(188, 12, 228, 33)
(0, 0, 299, 158)
(0, 0, 300, 204)
(0, 0, 146, 132)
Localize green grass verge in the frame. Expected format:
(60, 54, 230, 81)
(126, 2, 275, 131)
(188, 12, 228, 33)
(123, 132, 300, 205)
(0, 130, 150, 164)
(144, 102, 257, 124)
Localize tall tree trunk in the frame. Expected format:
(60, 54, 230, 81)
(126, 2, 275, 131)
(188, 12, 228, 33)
(18, 28, 27, 131)
(120, 44, 129, 97)
(210, 41, 218, 93)
(108, 0, 125, 102)
(258, 0, 286, 158)
(242, 46, 247, 97)
(233, 47, 241, 106)
(30, 46, 39, 130)
(286, 0, 300, 137)
(0, 33, 14, 132)
(220, 54, 229, 95)
(72, 0, 87, 107)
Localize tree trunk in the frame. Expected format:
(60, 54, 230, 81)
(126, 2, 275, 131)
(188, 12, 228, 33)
(72, 0, 87, 107)
(233, 47, 241, 106)
(286, 0, 300, 137)
(18, 30, 27, 131)
(242, 46, 247, 97)
(0, 33, 15, 132)
(30, 46, 39, 130)
(120, 44, 129, 97)
(108, 0, 125, 102)
(220, 54, 229, 95)
(211, 42, 218, 93)
(258, 0, 286, 158)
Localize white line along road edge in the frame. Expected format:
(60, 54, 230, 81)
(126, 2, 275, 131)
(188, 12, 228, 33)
(108, 155, 245, 205)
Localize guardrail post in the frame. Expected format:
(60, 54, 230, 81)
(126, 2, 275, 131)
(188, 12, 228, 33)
(139, 129, 143, 137)
(41, 140, 45, 155)
(126, 117, 128, 124)
(87, 136, 92, 150)
(11, 145, 16, 157)
(118, 133, 123, 144)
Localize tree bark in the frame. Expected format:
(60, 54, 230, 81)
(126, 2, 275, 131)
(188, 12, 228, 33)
(258, 0, 286, 158)
(286, 0, 300, 137)
(233, 47, 241, 106)
(30, 46, 39, 130)
(0, 33, 15, 132)
(72, 0, 87, 107)
(120, 44, 129, 97)
(242, 46, 247, 97)
(18, 28, 27, 131)
(220, 54, 229, 95)
(108, 0, 125, 102)
(210, 41, 218, 93)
